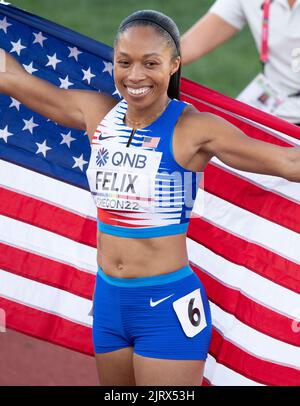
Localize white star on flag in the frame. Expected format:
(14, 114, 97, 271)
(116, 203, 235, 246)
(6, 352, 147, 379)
(82, 67, 96, 84)
(0, 125, 13, 143)
(23, 62, 38, 75)
(46, 53, 62, 70)
(0, 16, 12, 33)
(59, 75, 73, 89)
(60, 131, 76, 148)
(72, 154, 88, 171)
(9, 97, 21, 111)
(22, 117, 39, 134)
(36, 140, 52, 158)
(10, 39, 26, 56)
(102, 61, 113, 76)
(113, 87, 121, 98)
(68, 46, 82, 61)
(33, 31, 47, 47)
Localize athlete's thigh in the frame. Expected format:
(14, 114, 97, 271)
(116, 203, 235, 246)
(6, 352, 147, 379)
(133, 354, 205, 386)
(95, 347, 136, 386)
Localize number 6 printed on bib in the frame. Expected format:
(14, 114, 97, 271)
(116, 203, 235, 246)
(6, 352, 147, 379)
(173, 289, 207, 337)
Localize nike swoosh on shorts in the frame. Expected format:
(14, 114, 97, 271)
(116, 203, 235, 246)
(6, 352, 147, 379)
(150, 294, 174, 307)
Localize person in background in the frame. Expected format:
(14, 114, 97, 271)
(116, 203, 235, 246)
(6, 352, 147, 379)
(181, 0, 300, 124)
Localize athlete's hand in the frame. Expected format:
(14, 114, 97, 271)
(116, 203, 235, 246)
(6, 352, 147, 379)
(0, 49, 27, 94)
(0, 48, 25, 75)
(0, 48, 6, 73)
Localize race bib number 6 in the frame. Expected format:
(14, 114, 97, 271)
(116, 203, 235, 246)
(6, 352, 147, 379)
(173, 289, 207, 337)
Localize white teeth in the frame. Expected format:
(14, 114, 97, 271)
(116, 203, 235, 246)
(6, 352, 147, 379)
(127, 87, 150, 95)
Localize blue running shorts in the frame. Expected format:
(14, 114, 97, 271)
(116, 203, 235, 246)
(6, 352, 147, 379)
(92, 265, 212, 360)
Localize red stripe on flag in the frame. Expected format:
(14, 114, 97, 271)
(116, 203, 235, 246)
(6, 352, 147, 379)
(202, 378, 211, 386)
(205, 163, 300, 234)
(0, 243, 95, 299)
(210, 329, 300, 386)
(188, 218, 300, 294)
(182, 95, 298, 149)
(192, 264, 300, 347)
(181, 78, 300, 141)
(0, 297, 94, 355)
(0, 187, 97, 248)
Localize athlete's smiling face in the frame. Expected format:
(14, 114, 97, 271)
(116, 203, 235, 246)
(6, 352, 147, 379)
(114, 25, 180, 109)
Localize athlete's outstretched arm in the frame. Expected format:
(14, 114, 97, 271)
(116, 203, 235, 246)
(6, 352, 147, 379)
(0, 49, 116, 136)
(188, 112, 300, 182)
(181, 13, 238, 66)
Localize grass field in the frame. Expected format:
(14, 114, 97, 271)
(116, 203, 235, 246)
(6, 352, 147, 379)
(10, 0, 260, 97)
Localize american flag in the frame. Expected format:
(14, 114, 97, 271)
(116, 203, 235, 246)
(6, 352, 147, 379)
(142, 136, 160, 148)
(0, 3, 300, 386)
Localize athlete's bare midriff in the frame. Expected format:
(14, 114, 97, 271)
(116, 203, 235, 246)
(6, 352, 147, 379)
(97, 231, 189, 278)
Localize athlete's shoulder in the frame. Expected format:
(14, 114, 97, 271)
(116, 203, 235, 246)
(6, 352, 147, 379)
(84, 93, 119, 141)
(174, 102, 227, 149)
(175, 102, 218, 131)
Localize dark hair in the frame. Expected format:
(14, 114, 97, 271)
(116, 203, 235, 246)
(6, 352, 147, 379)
(115, 10, 181, 100)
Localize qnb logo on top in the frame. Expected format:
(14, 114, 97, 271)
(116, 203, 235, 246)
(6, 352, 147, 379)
(96, 147, 109, 167)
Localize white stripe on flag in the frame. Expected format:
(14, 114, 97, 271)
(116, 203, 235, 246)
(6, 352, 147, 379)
(204, 354, 264, 386)
(187, 238, 300, 316)
(0, 216, 97, 273)
(211, 302, 300, 369)
(0, 160, 97, 218)
(0, 269, 93, 326)
(211, 158, 300, 202)
(193, 192, 300, 265)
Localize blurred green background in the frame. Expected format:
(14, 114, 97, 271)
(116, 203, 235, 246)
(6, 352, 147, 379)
(10, 0, 260, 97)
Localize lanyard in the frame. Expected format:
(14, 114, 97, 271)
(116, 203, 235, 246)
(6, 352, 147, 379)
(260, 0, 300, 96)
(260, 0, 272, 69)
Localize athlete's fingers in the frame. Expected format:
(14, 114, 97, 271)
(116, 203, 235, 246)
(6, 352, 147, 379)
(0, 49, 6, 73)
